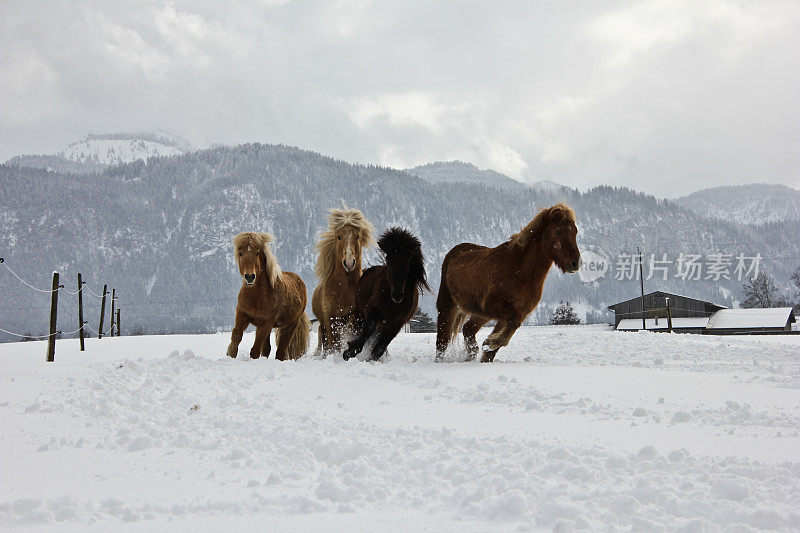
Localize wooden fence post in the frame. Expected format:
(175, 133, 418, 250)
(77, 273, 85, 351)
(98, 284, 107, 339)
(110, 289, 116, 337)
(116, 309, 121, 336)
(46, 271, 60, 362)
(638, 247, 646, 330)
(666, 297, 673, 333)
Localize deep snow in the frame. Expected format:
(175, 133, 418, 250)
(1, 326, 799, 531)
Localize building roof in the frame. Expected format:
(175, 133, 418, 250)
(616, 317, 710, 331)
(706, 308, 796, 330)
(608, 291, 726, 311)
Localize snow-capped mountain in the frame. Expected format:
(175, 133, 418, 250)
(405, 161, 570, 195)
(675, 184, 800, 225)
(62, 132, 187, 166)
(5, 132, 190, 173)
(405, 161, 526, 190)
(529, 179, 566, 195)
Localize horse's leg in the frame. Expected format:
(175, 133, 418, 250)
(344, 311, 361, 343)
(275, 320, 299, 361)
(480, 319, 521, 363)
(314, 317, 327, 358)
(343, 311, 378, 361)
(368, 321, 403, 361)
(462, 316, 490, 362)
(261, 328, 272, 359)
(435, 285, 458, 362)
(250, 324, 272, 359)
(329, 316, 345, 352)
(227, 311, 249, 358)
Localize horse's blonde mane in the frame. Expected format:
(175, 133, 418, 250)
(509, 202, 576, 248)
(233, 232, 282, 287)
(314, 206, 375, 281)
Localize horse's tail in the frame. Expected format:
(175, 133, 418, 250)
(281, 312, 310, 360)
(449, 310, 468, 344)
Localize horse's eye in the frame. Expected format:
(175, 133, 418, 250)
(556, 230, 562, 236)
(337, 235, 341, 240)
(238, 252, 242, 256)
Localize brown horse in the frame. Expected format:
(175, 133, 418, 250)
(227, 232, 310, 360)
(435, 203, 581, 363)
(343, 227, 430, 362)
(311, 206, 375, 356)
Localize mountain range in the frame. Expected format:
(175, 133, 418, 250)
(675, 184, 800, 225)
(1, 134, 798, 342)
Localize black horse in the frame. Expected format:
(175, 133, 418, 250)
(343, 227, 430, 361)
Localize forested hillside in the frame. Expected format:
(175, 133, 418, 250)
(2, 143, 797, 340)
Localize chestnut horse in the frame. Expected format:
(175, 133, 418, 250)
(311, 206, 375, 356)
(435, 203, 581, 363)
(343, 228, 430, 362)
(227, 232, 310, 360)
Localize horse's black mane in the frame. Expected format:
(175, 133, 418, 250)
(378, 227, 430, 294)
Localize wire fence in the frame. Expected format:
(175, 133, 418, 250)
(1, 256, 238, 345)
(1, 258, 115, 358)
(0, 324, 86, 340)
(1, 259, 61, 293)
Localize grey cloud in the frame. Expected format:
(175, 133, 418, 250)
(1, 0, 798, 197)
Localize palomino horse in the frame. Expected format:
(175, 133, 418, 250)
(311, 206, 375, 356)
(227, 232, 310, 360)
(435, 203, 581, 363)
(343, 227, 429, 362)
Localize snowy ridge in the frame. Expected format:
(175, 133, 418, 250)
(529, 179, 566, 194)
(1, 327, 799, 530)
(62, 133, 186, 166)
(405, 161, 527, 190)
(675, 184, 800, 225)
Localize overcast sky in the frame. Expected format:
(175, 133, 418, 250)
(1, 0, 798, 197)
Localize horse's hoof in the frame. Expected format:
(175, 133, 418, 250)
(250, 352, 261, 359)
(479, 349, 497, 363)
(342, 349, 354, 361)
(226, 346, 237, 358)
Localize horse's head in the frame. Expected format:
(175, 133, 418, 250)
(378, 227, 429, 303)
(541, 203, 581, 273)
(511, 203, 581, 273)
(337, 223, 366, 272)
(233, 232, 281, 287)
(316, 207, 375, 279)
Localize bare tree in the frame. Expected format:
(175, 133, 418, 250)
(742, 272, 787, 308)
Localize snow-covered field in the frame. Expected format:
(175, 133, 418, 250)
(1, 326, 799, 531)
